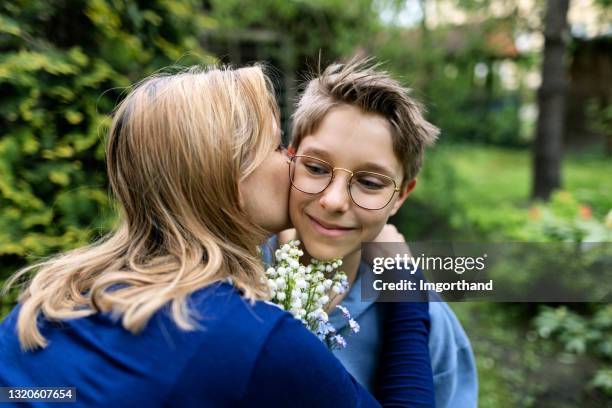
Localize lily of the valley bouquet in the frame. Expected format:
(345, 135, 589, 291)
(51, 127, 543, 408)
(265, 240, 360, 350)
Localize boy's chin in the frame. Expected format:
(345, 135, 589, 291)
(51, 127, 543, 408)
(303, 240, 352, 262)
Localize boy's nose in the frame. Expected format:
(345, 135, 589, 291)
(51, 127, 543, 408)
(318, 172, 351, 213)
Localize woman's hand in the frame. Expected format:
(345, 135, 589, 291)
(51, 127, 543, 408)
(373, 224, 405, 243)
(278, 228, 298, 245)
(367, 224, 413, 260)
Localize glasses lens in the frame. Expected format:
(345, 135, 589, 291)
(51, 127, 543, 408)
(290, 156, 333, 194)
(350, 172, 397, 210)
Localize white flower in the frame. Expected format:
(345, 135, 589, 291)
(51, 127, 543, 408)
(336, 305, 350, 318)
(268, 279, 278, 291)
(264, 240, 358, 351)
(334, 335, 347, 349)
(308, 310, 320, 320)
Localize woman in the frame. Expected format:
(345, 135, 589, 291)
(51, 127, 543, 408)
(0, 66, 380, 407)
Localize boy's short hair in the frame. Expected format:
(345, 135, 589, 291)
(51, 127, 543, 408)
(291, 57, 439, 184)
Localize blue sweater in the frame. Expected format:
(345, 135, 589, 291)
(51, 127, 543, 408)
(0, 282, 381, 407)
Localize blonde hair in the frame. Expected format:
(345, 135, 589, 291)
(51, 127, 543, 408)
(292, 57, 439, 184)
(3, 65, 280, 351)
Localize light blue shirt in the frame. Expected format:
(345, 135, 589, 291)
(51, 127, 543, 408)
(427, 299, 478, 408)
(329, 269, 385, 391)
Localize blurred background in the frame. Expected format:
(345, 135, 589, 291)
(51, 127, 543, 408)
(0, 0, 610, 406)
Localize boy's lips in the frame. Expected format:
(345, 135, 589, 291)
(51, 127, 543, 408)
(306, 214, 356, 237)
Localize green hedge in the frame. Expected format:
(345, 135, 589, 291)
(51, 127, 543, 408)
(0, 0, 215, 313)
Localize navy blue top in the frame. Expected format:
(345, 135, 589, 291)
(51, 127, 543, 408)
(0, 282, 381, 407)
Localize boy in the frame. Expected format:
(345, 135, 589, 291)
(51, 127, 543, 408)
(281, 58, 478, 407)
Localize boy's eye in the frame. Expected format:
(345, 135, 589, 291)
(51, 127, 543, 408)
(355, 175, 387, 190)
(304, 162, 330, 175)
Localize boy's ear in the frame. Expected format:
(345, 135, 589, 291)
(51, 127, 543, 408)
(389, 178, 417, 216)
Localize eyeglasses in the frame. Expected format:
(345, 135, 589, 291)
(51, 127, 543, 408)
(288, 154, 401, 210)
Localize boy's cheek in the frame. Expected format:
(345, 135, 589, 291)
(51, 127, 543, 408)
(359, 215, 391, 242)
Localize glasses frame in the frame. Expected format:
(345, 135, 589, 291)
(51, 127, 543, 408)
(287, 154, 401, 211)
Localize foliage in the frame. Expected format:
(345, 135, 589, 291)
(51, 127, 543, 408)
(451, 302, 549, 408)
(535, 305, 612, 396)
(208, 0, 382, 68)
(372, 8, 538, 147)
(525, 191, 612, 243)
(401, 144, 612, 241)
(0, 0, 215, 310)
(400, 144, 612, 405)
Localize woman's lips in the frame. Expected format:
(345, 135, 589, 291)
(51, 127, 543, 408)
(307, 214, 356, 237)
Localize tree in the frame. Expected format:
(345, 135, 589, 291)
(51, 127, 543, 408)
(532, 0, 571, 200)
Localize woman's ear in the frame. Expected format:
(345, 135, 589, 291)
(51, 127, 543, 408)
(389, 178, 417, 216)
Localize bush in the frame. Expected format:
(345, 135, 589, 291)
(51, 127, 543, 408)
(0, 0, 214, 311)
(535, 305, 612, 396)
